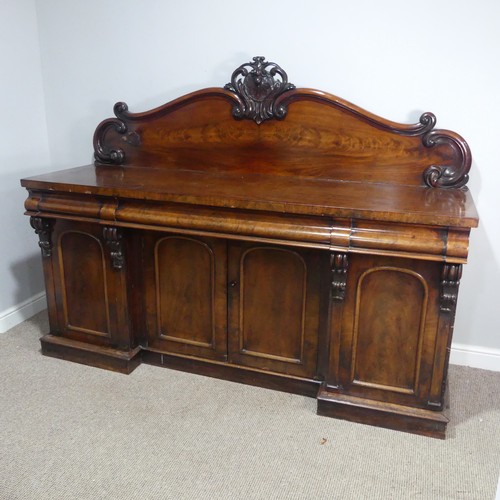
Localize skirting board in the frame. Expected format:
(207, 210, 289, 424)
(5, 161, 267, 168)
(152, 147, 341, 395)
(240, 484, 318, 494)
(1, 292, 499, 372)
(0, 291, 47, 333)
(449, 343, 500, 373)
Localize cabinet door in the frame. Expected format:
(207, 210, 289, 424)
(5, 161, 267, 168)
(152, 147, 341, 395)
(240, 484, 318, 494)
(228, 242, 324, 378)
(50, 220, 132, 350)
(143, 233, 227, 360)
(338, 254, 441, 407)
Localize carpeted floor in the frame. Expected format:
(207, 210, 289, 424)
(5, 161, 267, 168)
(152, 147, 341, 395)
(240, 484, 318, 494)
(0, 311, 499, 500)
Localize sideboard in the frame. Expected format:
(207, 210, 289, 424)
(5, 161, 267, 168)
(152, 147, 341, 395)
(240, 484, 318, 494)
(22, 57, 478, 438)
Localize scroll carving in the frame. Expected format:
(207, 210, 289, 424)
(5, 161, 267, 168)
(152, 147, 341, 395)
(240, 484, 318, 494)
(358, 109, 471, 189)
(440, 264, 462, 313)
(422, 129, 471, 189)
(30, 217, 53, 258)
(224, 56, 295, 124)
(93, 118, 127, 165)
(103, 226, 125, 270)
(330, 253, 348, 301)
(93, 103, 142, 165)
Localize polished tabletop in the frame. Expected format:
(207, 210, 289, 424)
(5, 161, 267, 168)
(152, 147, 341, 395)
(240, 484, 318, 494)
(21, 164, 479, 228)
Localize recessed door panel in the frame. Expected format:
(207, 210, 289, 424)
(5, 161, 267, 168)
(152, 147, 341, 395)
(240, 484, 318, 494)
(156, 237, 215, 347)
(240, 247, 305, 362)
(338, 254, 441, 407)
(59, 231, 110, 336)
(228, 243, 323, 378)
(50, 220, 132, 350)
(352, 268, 427, 393)
(144, 233, 227, 360)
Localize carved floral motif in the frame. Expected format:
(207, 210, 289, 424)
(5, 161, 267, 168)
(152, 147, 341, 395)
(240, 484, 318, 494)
(224, 56, 295, 124)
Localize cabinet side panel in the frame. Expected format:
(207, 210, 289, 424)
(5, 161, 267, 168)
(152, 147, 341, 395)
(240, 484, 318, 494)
(352, 268, 427, 394)
(59, 231, 110, 336)
(240, 247, 306, 362)
(156, 236, 214, 347)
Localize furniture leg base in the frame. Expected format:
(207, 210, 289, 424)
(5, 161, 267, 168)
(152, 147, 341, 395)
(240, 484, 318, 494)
(316, 387, 449, 439)
(40, 334, 142, 374)
(142, 350, 321, 398)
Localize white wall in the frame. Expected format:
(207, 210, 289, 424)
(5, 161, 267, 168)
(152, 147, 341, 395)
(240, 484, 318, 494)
(4, 1, 500, 362)
(0, 0, 51, 330)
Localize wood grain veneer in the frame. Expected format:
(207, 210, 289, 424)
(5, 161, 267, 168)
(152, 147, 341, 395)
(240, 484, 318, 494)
(22, 57, 478, 438)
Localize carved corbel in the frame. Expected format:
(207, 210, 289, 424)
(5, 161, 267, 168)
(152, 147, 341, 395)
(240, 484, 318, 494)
(30, 217, 54, 258)
(330, 253, 349, 301)
(440, 264, 462, 313)
(103, 226, 125, 270)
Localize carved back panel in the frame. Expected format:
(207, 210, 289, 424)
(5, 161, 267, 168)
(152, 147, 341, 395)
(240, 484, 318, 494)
(94, 57, 470, 188)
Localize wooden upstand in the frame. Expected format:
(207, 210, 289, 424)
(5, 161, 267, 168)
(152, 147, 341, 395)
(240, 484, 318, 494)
(22, 57, 478, 438)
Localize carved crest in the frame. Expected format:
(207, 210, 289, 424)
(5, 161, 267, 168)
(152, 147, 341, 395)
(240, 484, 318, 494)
(224, 56, 295, 124)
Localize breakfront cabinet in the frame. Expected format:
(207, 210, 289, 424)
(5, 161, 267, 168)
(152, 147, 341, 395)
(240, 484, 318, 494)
(22, 57, 478, 438)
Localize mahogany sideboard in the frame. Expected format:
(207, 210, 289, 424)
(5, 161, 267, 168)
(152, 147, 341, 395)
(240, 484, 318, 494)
(22, 57, 478, 438)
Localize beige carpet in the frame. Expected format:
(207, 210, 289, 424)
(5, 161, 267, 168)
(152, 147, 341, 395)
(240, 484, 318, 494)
(0, 311, 499, 500)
